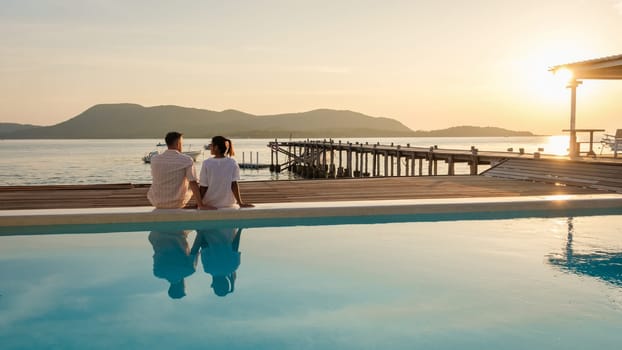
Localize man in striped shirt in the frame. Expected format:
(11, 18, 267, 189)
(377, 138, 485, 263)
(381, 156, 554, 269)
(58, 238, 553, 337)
(147, 132, 209, 209)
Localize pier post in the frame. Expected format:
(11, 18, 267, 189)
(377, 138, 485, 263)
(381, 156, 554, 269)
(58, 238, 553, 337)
(447, 155, 455, 176)
(337, 141, 344, 177)
(427, 147, 434, 176)
(270, 142, 275, 172)
(329, 142, 335, 178)
(470, 147, 479, 175)
(418, 158, 423, 176)
(405, 157, 409, 176)
(383, 151, 389, 177)
(287, 140, 296, 170)
(390, 155, 395, 176)
(312, 142, 317, 178)
(275, 139, 280, 173)
(396, 146, 401, 176)
(428, 147, 434, 176)
(359, 146, 365, 177)
(372, 146, 377, 177)
(411, 153, 416, 176)
(364, 150, 369, 176)
(354, 145, 360, 177)
(298, 143, 304, 175)
(347, 144, 353, 177)
(322, 143, 328, 177)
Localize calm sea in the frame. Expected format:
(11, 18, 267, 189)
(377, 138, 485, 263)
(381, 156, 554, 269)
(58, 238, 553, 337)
(0, 135, 603, 186)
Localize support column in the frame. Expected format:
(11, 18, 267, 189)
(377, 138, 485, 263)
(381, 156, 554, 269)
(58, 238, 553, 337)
(447, 155, 455, 176)
(567, 79, 582, 157)
(347, 144, 353, 177)
(383, 151, 389, 176)
(354, 145, 359, 177)
(427, 147, 434, 176)
(396, 146, 401, 176)
(270, 141, 275, 172)
(470, 147, 479, 175)
(371, 148, 377, 176)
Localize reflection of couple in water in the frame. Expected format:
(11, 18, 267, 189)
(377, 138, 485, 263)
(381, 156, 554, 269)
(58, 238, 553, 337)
(147, 134, 251, 299)
(148, 227, 243, 299)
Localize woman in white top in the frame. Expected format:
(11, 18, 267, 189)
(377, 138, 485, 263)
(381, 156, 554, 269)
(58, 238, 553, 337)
(199, 136, 254, 209)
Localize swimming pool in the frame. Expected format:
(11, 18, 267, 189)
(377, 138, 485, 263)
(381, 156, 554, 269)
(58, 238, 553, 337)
(1, 212, 621, 349)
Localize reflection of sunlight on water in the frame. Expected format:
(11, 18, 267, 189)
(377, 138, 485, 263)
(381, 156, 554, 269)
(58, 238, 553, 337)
(543, 135, 569, 156)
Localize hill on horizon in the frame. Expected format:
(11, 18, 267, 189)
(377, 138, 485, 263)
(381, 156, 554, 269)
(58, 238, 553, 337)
(412, 125, 534, 137)
(0, 104, 534, 139)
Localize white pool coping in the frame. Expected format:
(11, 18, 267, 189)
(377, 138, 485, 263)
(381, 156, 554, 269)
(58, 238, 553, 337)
(1, 194, 622, 228)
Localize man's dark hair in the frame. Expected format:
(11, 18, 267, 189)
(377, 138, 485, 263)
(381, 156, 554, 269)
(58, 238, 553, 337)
(165, 132, 183, 147)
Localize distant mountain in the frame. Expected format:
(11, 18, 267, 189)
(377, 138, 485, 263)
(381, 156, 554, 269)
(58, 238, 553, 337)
(412, 126, 534, 137)
(0, 123, 41, 137)
(1, 104, 415, 138)
(0, 104, 535, 138)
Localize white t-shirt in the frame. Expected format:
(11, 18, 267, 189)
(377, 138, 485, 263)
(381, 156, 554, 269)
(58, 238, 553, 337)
(199, 157, 241, 208)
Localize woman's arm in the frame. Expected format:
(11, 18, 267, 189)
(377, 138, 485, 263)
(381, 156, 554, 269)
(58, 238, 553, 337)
(231, 181, 254, 208)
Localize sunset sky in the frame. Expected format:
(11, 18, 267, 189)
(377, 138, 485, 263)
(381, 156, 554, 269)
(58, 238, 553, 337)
(1, 0, 621, 134)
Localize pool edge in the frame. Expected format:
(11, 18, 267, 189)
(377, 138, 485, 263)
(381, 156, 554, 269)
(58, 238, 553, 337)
(1, 194, 622, 234)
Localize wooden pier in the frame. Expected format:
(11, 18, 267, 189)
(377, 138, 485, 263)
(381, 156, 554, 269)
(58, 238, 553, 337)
(268, 139, 573, 178)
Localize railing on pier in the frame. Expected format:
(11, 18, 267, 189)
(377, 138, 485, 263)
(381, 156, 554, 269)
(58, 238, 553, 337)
(239, 151, 270, 169)
(267, 139, 552, 179)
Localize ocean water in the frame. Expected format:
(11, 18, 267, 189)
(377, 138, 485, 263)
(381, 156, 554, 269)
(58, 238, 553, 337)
(0, 135, 610, 186)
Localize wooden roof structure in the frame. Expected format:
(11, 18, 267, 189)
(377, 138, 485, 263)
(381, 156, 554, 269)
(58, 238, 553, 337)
(549, 53, 622, 80)
(549, 54, 622, 157)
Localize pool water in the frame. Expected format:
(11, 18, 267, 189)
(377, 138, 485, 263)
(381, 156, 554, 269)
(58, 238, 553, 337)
(1, 215, 621, 349)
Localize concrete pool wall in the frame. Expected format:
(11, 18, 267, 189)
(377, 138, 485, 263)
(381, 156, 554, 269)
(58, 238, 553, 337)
(2, 194, 622, 235)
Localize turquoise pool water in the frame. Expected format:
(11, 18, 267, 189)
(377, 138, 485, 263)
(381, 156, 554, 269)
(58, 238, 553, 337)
(1, 215, 621, 349)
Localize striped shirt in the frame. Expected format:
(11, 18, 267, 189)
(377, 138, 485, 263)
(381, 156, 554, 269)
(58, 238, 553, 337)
(147, 150, 198, 208)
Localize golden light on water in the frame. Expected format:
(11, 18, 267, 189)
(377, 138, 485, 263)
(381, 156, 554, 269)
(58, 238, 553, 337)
(544, 135, 569, 156)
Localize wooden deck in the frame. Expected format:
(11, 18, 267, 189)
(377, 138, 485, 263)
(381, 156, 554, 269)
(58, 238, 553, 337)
(482, 158, 622, 193)
(0, 176, 603, 210)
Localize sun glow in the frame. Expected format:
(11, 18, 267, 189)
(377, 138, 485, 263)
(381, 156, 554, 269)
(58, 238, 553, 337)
(507, 46, 590, 104)
(543, 135, 570, 156)
(552, 68, 574, 86)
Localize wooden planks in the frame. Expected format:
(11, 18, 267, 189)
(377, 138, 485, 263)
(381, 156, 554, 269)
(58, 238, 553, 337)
(482, 158, 622, 193)
(0, 176, 601, 210)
